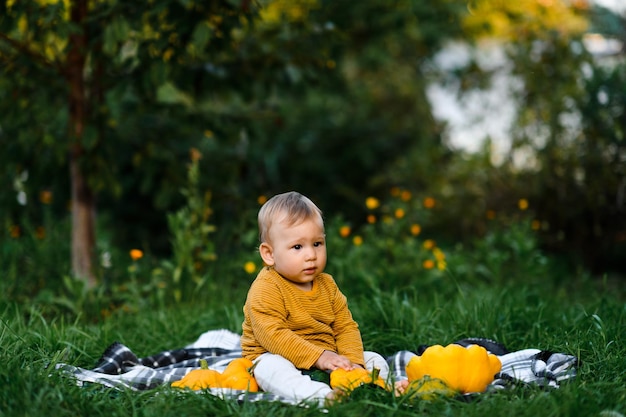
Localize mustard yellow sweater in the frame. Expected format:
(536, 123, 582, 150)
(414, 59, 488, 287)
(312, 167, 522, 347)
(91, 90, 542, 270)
(241, 266, 364, 370)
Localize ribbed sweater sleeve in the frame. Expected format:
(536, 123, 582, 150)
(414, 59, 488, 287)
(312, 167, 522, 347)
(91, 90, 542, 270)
(241, 267, 364, 369)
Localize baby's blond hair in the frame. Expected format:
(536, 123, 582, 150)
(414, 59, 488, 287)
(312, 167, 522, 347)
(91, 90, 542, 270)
(258, 191, 323, 243)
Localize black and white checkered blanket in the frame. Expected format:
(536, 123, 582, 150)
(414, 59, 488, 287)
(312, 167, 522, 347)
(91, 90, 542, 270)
(55, 330, 578, 404)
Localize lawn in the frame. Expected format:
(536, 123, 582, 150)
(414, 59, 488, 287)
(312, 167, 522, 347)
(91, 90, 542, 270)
(1, 274, 624, 417)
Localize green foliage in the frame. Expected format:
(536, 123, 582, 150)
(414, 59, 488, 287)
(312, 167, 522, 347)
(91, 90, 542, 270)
(444, 2, 626, 273)
(512, 55, 626, 272)
(0, 0, 469, 272)
(0, 168, 591, 323)
(325, 191, 445, 297)
(448, 220, 551, 287)
(1, 204, 71, 302)
(161, 152, 217, 303)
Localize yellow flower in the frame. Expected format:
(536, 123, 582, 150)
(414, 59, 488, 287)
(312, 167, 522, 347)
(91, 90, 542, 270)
(400, 190, 412, 202)
(423, 197, 436, 209)
(518, 198, 529, 210)
(204, 130, 214, 138)
(244, 261, 256, 274)
(423, 259, 435, 269)
(395, 208, 405, 219)
(367, 214, 376, 224)
(433, 248, 445, 261)
(410, 224, 421, 236)
(437, 260, 447, 271)
(423, 239, 435, 250)
(486, 210, 496, 220)
(365, 197, 380, 210)
(353, 236, 363, 246)
(163, 48, 174, 62)
(130, 249, 143, 261)
(339, 226, 351, 238)
(257, 195, 268, 205)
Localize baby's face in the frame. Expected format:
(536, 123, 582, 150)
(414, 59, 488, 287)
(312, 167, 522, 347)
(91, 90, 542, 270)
(266, 215, 327, 290)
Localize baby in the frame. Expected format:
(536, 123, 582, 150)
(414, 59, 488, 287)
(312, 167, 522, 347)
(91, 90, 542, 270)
(241, 191, 394, 404)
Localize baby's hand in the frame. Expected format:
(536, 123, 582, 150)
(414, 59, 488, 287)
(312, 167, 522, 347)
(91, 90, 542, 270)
(315, 351, 360, 372)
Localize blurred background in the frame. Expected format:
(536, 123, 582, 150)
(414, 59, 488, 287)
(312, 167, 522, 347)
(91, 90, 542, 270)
(1, 0, 624, 314)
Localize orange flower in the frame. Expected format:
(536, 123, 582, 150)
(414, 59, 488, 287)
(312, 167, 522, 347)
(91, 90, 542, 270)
(39, 190, 53, 205)
(395, 208, 405, 219)
(257, 195, 267, 205)
(365, 197, 380, 210)
(423, 259, 435, 269)
(339, 226, 351, 238)
(244, 261, 256, 274)
(190, 147, 202, 162)
(531, 220, 541, 230)
(353, 236, 363, 246)
(423, 239, 435, 250)
(486, 210, 496, 220)
(423, 197, 436, 209)
(367, 214, 376, 224)
(35, 226, 45, 239)
(130, 249, 143, 261)
(410, 224, 421, 236)
(390, 187, 401, 197)
(9, 225, 21, 238)
(400, 190, 412, 202)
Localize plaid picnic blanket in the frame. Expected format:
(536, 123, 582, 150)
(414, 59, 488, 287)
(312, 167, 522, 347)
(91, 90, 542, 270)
(55, 330, 578, 404)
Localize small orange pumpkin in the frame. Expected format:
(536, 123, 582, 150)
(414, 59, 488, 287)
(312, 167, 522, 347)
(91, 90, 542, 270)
(171, 358, 259, 392)
(220, 358, 259, 392)
(171, 368, 223, 390)
(330, 367, 387, 392)
(405, 344, 502, 394)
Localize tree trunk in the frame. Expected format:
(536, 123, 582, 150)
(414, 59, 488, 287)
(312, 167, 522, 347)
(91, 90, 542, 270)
(70, 150, 96, 287)
(67, 0, 96, 287)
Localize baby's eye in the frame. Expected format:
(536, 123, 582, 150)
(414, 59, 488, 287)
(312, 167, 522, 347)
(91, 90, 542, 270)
(293, 244, 302, 250)
(313, 241, 324, 247)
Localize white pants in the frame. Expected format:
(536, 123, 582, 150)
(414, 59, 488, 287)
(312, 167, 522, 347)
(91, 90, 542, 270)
(252, 351, 389, 404)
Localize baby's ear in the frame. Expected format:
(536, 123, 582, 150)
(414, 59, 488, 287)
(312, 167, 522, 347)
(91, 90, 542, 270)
(259, 242, 275, 266)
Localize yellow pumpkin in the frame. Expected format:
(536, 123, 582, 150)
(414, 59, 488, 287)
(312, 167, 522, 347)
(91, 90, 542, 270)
(405, 344, 502, 394)
(171, 368, 223, 390)
(220, 358, 259, 392)
(330, 367, 387, 392)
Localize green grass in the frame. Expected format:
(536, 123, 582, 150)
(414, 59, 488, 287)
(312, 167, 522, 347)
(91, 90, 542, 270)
(1, 278, 624, 417)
